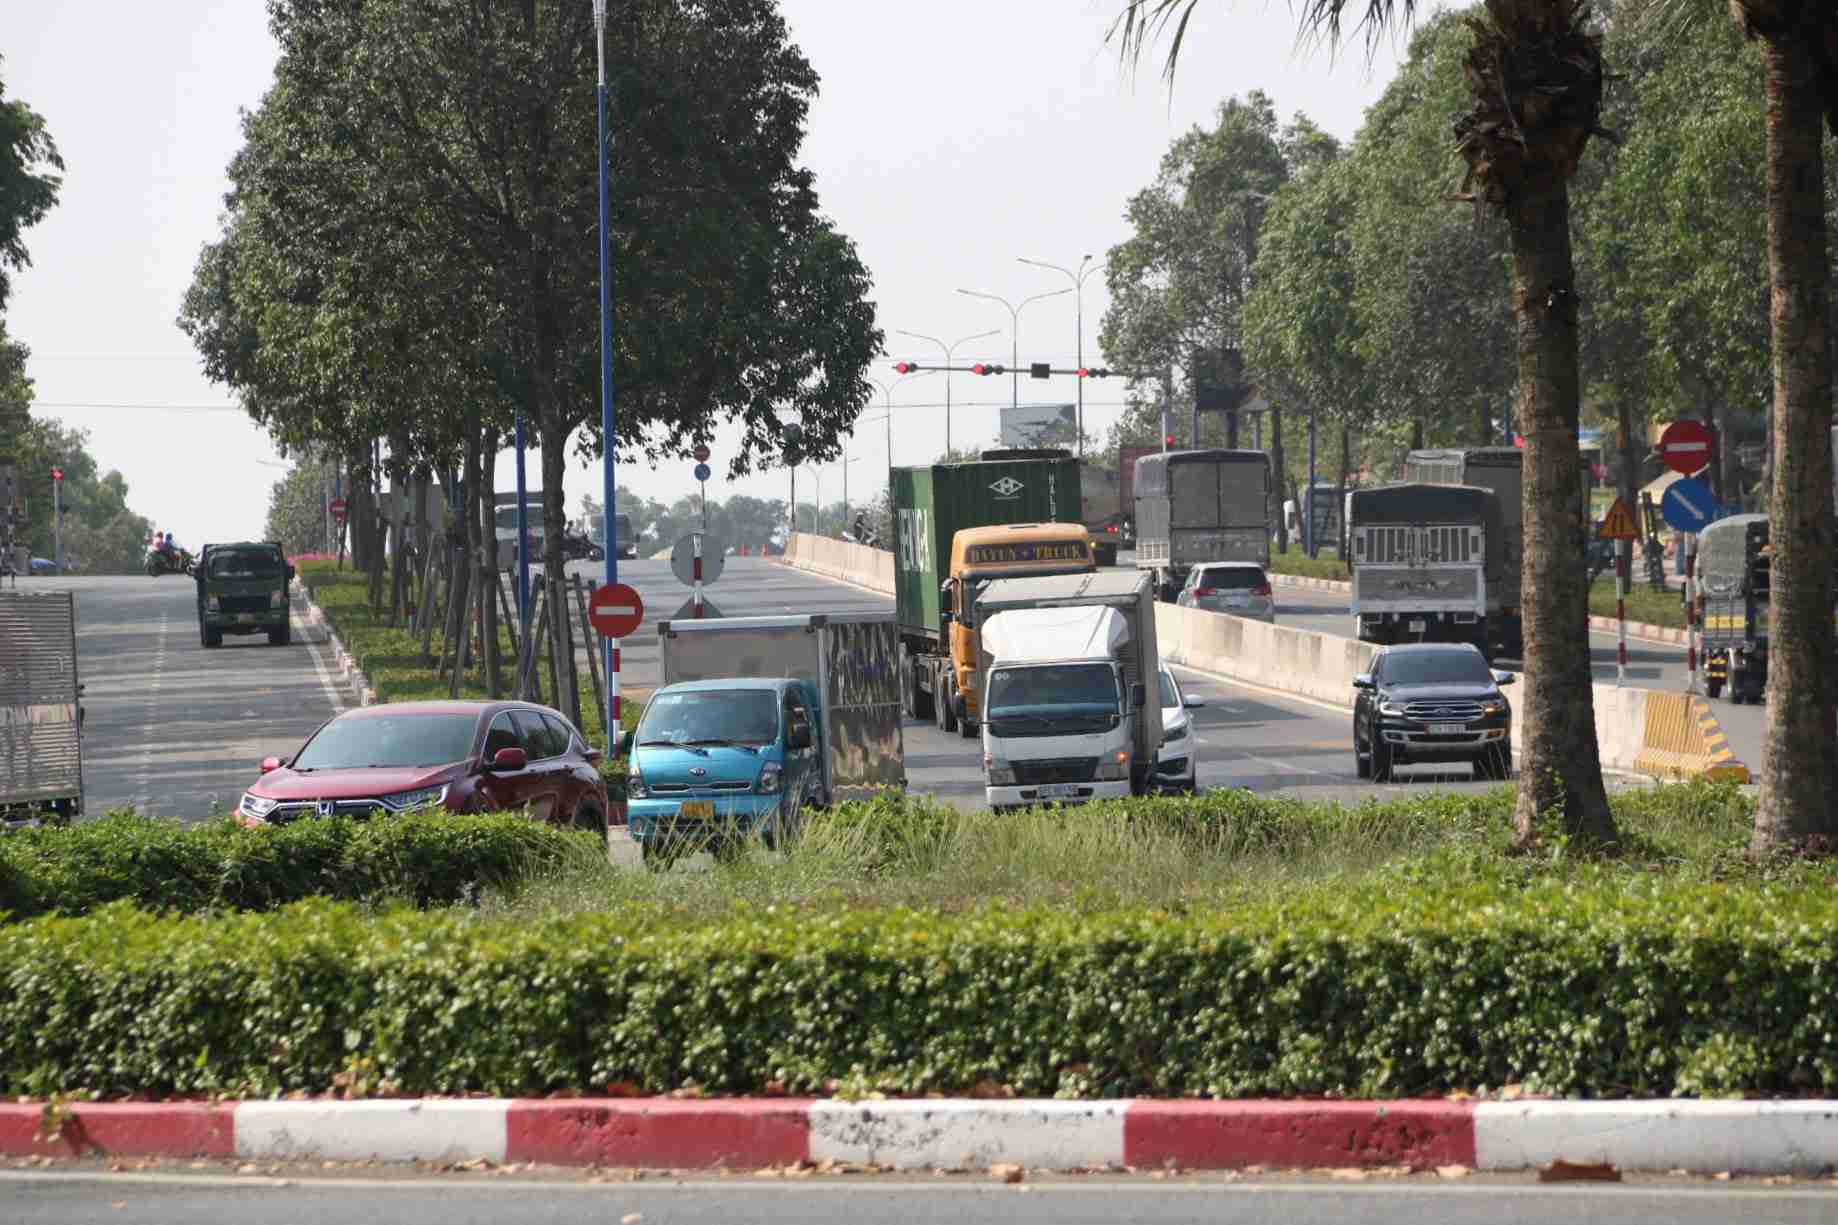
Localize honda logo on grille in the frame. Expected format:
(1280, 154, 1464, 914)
(990, 477, 1023, 498)
(688, 767, 707, 776)
(317, 800, 337, 818)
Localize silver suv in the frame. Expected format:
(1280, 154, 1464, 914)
(1176, 562, 1275, 622)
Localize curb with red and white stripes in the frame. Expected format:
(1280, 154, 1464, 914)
(5, 1098, 1837, 1175)
(294, 587, 377, 706)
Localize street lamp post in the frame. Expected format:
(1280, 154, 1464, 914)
(592, 0, 619, 753)
(1017, 255, 1098, 456)
(892, 329, 997, 455)
(955, 287, 1072, 414)
(840, 453, 862, 531)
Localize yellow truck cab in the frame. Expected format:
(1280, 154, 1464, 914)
(939, 522, 1097, 734)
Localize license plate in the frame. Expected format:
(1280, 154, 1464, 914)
(1428, 723, 1466, 735)
(1409, 620, 1426, 633)
(1036, 783, 1080, 799)
(679, 801, 714, 819)
(1224, 595, 1247, 606)
(238, 613, 257, 623)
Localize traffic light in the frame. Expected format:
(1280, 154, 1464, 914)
(1029, 362, 1051, 380)
(970, 363, 1005, 376)
(893, 361, 916, 374)
(1077, 367, 1112, 379)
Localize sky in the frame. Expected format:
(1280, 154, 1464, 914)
(6, 0, 1416, 545)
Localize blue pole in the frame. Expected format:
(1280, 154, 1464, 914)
(595, 4, 619, 752)
(515, 410, 530, 635)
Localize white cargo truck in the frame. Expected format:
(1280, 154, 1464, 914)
(973, 570, 1162, 808)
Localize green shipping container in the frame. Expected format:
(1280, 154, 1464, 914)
(891, 456, 1082, 640)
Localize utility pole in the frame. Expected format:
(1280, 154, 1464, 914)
(50, 466, 62, 572)
(894, 329, 998, 455)
(1018, 255, 1099, 456)
(955, 287, 1071, 414)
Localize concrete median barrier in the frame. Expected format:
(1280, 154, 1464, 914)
(1154, 600, 1376, 708)
(1632, 691, 1751, 783)
(778, 531, 894, 595)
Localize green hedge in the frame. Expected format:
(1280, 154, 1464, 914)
(4, 862, 1836, 1099)
(0, 811, 594, 921)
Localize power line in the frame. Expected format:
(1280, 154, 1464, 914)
(31, 400, 244, 413)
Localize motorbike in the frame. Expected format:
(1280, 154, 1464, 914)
(841, 526, 882, 549)
(558, 529, 604, 563)
(145, 545, 195, 577)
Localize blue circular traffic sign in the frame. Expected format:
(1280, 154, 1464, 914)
(693, 462, 712, 483)
(1660, 475, 1718, 533)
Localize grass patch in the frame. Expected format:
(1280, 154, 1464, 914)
(1266, 545, 1349, 582)
(1589, 575, 1687, 629)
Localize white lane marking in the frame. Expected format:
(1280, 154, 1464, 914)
(293, 607, 348, 714)
(130, 611, 169, 813)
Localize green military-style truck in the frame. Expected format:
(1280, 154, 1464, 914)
(195, 541, 295, 648)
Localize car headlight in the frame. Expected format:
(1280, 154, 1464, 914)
(1096, 750, 1130, 781)
(239, 791, 279, 819)
(983, 754, 1016, 786)
(270, 589, 287, 608)
(1163, 722, 1188, 743)
(207, 595, 221, 611)
(627, 767, 648, 799)
(385, 784, 448, 811)
(1481, 699, 1508, 717)
(756, 762, 783, 794)
(1378, 701, 1406, 717)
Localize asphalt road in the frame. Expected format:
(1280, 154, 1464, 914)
(11, 573, 348, 821)
(571, 555, 1640, 808)
(8, 1168, 1836, 1225)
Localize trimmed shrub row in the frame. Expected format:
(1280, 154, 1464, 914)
(4, 864, 1836, 1100)
(0, 811, 595, 921)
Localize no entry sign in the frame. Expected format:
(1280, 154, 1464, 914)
(588, 581, 644, 639)
(328, 497, 348, 521)
(1659, 420, 1714, 476)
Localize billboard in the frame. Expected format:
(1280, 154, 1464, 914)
(999, 403, 1079, 449)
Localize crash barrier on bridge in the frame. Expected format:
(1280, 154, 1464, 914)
(780, 531, 894, 594)
(1154, 599, 1377, 709)
(1632, 691, 1752, 783)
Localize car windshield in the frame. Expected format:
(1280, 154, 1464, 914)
(1158, 671, 1179, 707)
(494, 505, 545, 533)
(636, 690, 781, 746)
(292, 712, 478, 770)
(1198, 568, 1264, 590)
(209, 549, 285, 579)
(1384, 651, 1491, 685)
(987, 664, 1120, 712)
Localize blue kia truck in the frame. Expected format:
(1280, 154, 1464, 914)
(621, 612, 905, 866)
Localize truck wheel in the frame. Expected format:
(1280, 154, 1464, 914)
(907, 652, 934, 720)
(1706, 677, 1724, 700)
(1094, 542, 1117, 567)
(1372, 739, 1395, 784)
(268, 621, 291, 647)
(959, 715, 977, 740)
(940, 677, 960, 733)
(203, 627, 223, 649)
(1354, 722, 1371, 779)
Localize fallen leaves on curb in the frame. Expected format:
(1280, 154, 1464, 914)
(990, 1163, 1025, 1184)
(1436, 1165, 1471, 1179)
(1539, 1160, 1621, 1183)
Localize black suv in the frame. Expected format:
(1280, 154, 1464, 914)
(1353, 643, 1515, 782)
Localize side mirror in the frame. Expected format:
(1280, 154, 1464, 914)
(1493, 670, 1517, 686)
(488, 746, 528, 772)
(788, 721, 813, 750)
(259, 755, 283, 774)
(1130, 682, 1146, 710)
(1183, 694, 1207, 709)
(1352, 674, 1375, 690)
(616, 729, 634, 757)
(938, 582, 955, 615)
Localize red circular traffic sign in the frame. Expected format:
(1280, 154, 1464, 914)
(693, 444, 711, 464)
(328, 497, 349, 520)
(1659, 419, 1714, 476)
(50, 468, 63, 481)
(588, 581, 645, 639)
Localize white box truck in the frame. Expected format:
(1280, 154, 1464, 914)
(973, 570, 1162, 808)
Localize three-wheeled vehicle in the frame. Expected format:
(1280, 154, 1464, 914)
(1698, 514, 1770, 703)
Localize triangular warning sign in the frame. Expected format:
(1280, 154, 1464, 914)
(1598, 496, 1639, 541)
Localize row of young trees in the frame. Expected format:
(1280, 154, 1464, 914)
(181, 0, 882, 706)
(0, 56, 156, 573)
(1114, 0, 1837, 851)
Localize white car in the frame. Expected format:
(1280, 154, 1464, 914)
(1154, 665, 1205, 793)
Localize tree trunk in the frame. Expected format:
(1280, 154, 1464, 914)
(1506, 177, 1617, 848)
(1271, 405, 1288, 554)
(1410, 419, 1425, 451)
(538, 414, 583, 727)
(478, 441, 504, 699)
(1337, 421, 1352, 556)
(1752, 30, 1838, 855)
(1477, 397, 1494, 447)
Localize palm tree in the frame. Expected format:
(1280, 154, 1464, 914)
(1714, 1, 1838, 855)
(1116, 0, 1618, 845)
